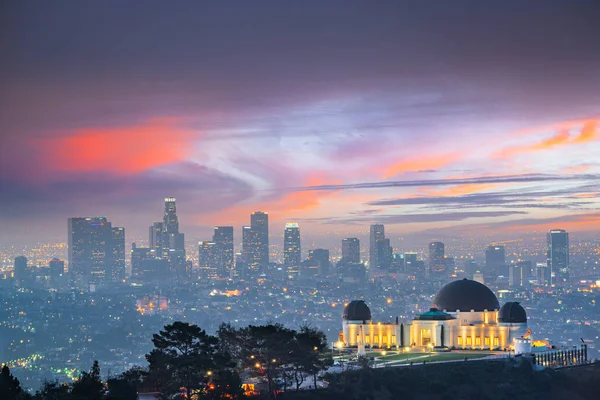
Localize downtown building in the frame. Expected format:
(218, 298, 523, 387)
(284, 222, 301, 279)
(428, 241, 445, 276)
(242, 211, 269, 277)
(547, 229, 569, 284)
(67, 216, 125, 287)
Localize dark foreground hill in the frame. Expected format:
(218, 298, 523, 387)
(283, 360, 600, 400)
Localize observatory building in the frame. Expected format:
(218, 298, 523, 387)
(341, 279, 528, 351)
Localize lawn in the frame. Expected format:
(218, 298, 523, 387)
(375, 352, 491, 364)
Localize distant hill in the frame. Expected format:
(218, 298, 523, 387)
(283, 360, 600, 400)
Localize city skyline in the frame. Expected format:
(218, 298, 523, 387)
(1, 1, 600, 245)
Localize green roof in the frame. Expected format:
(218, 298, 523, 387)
(416, 308, 455, 321)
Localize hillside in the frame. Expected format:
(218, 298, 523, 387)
(284, 360, 600, 400)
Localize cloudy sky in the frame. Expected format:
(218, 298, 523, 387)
(1, 0, 599, 245)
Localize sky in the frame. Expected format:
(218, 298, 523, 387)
(1, 0, 600, 246)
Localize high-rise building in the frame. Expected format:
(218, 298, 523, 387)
(110, 227, 126, 281)
(284, 223, 301, 268)
(309, 248, 330, 277)
(547, 229, 569, 284)
(163, 197, 179, 233)
(376, 238, 392, 269)
(49, 258, 65, 287)
(213, 226, 234, 278)
(14, 256, 28, 286)
(198, 241, 219, 280)
(131, 244, 164, 281)
(149, 222, 165, 251)
(151, 197, 187, 280)
(509, 261, 529, 287)
(242, 212, 269, 275)
(342, 238, 360, 264)
(369, 224, 385, 268)
(68, 217, 125, 285)
(485, 245, 506, 277)
(536, 262, 549, 286)
(429, 241, 445, 275)
(251, 211, 269, 269)
(404, 252, 420, 277)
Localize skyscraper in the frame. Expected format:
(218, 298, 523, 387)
(284, 222, 301, 268)
(49, 258, 65, 286)
(149, 222, 165, 251)
(110, 227, 126, 281)
(163, 197, 179, 233)
(154, 197, 187, 280)
(68, 217, 125, 285)
(485, 244, 506, 277)
(251, 211, 269, 269)
(376, 238, 392, 270)
(198, 241, 219, 280)
(547, 229, 569, 284)
(14, 256, 28, 286)
(308, 248, 330, 277)
(369, 224, 385, 268)
(213, 226, 234, 278)
(429, 241, 445, 275)
(342, 238, 360, 264)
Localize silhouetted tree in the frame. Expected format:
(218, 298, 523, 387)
(34, 380, 70, 400)
(106, 377, 138, 400)
(70, 361, 105, 400)
(0, 365, 31, 400)
(146, 322, 221, 399)
(295, 326, 333, 390)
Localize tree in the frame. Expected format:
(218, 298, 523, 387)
(233, 324, 296, 399)
(106, 377, 138, 400)
(0, 365, 31, 400)
(146, 322, 221, 399)
(34, 380, 70, 400)
(70, 361, 105, 400)
(294, 326, 333, 391)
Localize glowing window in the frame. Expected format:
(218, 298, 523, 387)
(484, 337, 490, 346)
(457, 336, 463, 345)
(475, 337, 481, 346)
(466, 336, 472, 346)
(493, 337, 499, 347)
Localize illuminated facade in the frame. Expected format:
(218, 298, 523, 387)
(341, 279, 528, 352)
(284, 222, 301, 269)
(547, 229, 569, 284)
(429, 241, 445, 275)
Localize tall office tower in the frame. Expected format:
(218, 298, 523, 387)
(308, 248, 330, 277)
(149, 222, 165, 251)
(242, 225, 259, 275)
(213, 226, 234, 278)
(250, 211, 269, 269)
(536, 262, 549, 286)
(485, 244, 506, 277)
(428, 241, 445, 275)
(68, 217, 121, 285)
(509, 263, 524, 287)
(404, 252, 419, 276)
(153, 198, 187, 279)
(131, 244, 155, 281)
(198, 241, 219, 280)
(376, 238, 393, 270)
(49, 258, 65, 286)
(14, 256, 28, 286)
(342, 238, 360, 264)
(547, 229, 569, 284)
(369, 224, 385, 268)
(465, 259, 478, 277)
(163, 197, 179, 234)
(110, 227, 126, 281)
(284, 223, 301, 268)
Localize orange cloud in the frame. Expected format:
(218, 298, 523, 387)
(502, 212, 600, 233)
(380, 153, 461, 179)
(203, 171, 343, 225)
(37, 118, 198, 174)
(572, 120, 598, 143)
(421, 183, 499, 197)
(495, 118, 599, 160)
